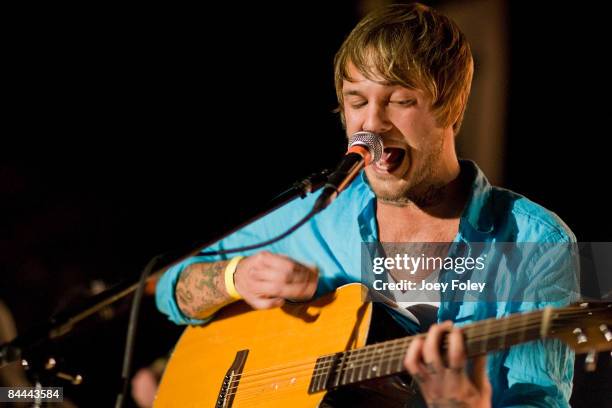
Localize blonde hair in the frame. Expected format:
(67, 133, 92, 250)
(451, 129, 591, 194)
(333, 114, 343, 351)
(334, 3, 473, 134)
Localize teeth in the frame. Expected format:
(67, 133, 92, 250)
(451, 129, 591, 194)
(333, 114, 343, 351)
(375, 162, 393, 171)
(375, 148, 405, 173)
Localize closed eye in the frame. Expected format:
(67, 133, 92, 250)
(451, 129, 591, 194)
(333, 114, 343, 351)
(349, 100, 367, 109)
(391, 99, 416, 106)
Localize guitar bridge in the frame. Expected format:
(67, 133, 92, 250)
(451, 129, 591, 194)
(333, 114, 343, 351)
(216, 349, 249, 408)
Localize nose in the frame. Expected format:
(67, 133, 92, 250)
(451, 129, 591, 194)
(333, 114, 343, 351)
(362, 104, 392, 135)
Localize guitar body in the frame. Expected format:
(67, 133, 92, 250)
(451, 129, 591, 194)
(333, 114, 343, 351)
(154, 281, 612, 407)
(155, 284, 374, 407)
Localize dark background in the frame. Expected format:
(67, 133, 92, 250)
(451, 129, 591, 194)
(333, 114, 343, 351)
(1, 1, 610, 406)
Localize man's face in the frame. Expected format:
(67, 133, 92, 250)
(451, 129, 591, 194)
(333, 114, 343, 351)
(342, 63, 455, 205)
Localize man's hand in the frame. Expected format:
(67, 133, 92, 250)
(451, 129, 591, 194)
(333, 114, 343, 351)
(234, 251, 319, 309)
(404, 321, 492, 408)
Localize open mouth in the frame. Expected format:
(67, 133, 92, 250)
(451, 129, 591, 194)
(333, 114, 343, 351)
(374, 147, 406, 174)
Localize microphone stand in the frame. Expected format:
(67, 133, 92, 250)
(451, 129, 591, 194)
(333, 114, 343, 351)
(0, 170, 330, 380)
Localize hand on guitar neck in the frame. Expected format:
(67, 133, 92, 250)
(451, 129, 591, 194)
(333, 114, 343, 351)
(404, 320, 492, 408)
(175, 251, 319, 320)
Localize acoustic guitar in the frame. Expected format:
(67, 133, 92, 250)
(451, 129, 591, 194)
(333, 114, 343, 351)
(154, 283, 612, 407)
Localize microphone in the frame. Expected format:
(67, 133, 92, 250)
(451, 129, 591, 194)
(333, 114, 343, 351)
(314, 131, 383, 212)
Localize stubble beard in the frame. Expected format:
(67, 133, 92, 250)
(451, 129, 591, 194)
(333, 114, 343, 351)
(369, 139, 446, 208)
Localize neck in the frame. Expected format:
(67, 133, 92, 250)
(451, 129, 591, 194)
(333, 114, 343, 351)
(378, 160, 468, 222)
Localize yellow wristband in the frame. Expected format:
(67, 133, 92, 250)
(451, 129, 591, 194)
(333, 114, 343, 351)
(224, 256, 244, 300)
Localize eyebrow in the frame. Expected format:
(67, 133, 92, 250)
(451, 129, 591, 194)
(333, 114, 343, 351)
(343, 90, 365, 97)
(343, 86, 417, 98)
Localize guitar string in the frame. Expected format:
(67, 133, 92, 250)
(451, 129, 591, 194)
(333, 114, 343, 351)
(224, 316, 573, 399)
(221, 306, 610, 401)
(230, 317, 537, 405)
(230, 323, 608, 404)
(230, 320, 588, 406)
(236, 309, 605, 377)
(226, 311, 541, 381)
(226, 307, 610, 401)
(226, 305, 603, 384)
(226, 307, 608, 398)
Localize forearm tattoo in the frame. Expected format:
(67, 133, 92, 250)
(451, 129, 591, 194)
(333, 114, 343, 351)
(175, 260, 231, 319)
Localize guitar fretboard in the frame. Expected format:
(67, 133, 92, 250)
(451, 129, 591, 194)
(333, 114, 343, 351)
(308, 307, 550, 393)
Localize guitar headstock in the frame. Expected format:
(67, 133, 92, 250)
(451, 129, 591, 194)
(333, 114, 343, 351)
(547, 302, 612, 371)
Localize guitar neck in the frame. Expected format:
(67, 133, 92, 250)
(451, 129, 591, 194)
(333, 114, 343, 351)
(309, 307, 550, 392)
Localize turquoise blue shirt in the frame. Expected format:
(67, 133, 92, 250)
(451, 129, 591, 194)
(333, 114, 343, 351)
(156, 160, 578, 407)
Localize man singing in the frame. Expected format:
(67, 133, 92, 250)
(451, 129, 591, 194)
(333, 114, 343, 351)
(156, 4, 577, 406)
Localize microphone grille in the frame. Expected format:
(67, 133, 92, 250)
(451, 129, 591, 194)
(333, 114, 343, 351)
(348, 131, 383, 162)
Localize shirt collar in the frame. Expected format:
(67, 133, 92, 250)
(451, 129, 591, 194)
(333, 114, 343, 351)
(459, 159, 494, 234)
